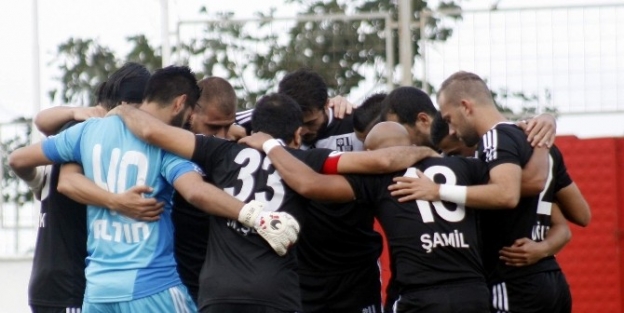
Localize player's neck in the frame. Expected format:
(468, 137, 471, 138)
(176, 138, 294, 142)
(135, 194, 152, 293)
(476, 109, 508, 136)
(139, 102, 171, 124)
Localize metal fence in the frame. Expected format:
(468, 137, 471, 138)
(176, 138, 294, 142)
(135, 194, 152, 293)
(0, 120, 38, 258)
(420, 3, 624, 115)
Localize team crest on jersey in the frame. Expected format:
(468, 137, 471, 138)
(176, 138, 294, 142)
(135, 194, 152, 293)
(335, 136, 353, 151)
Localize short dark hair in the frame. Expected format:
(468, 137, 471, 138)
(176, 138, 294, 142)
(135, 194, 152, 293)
(252, 93, 303, 144)
(278, 69, 328, 113)
(353, 93, 387, 133)
(438, 71, 494, 106)
(144, 65, 200, 110)
(381, 87, 437, 124)
(96, 62, 151, 111)
(430, 111, 449, 147)
(197, 77, 236, 115)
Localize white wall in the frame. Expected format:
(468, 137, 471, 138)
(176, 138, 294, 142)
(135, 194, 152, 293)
(0, 259, 32, 313)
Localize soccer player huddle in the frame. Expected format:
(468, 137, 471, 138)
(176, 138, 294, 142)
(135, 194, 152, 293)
(9, 64, 591, 313)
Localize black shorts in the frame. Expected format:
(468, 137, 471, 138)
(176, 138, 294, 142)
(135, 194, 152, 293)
(200, 304, 296, 313)
(30, 305, 82, 313)
(489, 270, 571, 313)
(299, 262, 382, 313)
(393, 282, 490, 313)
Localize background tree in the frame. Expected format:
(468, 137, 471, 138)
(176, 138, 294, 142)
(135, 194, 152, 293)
(49, 35, 161, 106)
(50, 0, 463, 109)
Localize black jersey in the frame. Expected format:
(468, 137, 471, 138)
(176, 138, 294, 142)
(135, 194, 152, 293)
(235, 109, 254, 136)
(191, 135, 331, 311)
(29, 121, 87, 307)
(478, 123, 559, 282)
(172, 191, 210, 303)
(347, 157, 489, 291)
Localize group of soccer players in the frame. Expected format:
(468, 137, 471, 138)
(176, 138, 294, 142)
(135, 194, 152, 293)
(7, 63, 590, 313)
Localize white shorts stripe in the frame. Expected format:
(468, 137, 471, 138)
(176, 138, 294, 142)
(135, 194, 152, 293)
(491, 282, 510, 312)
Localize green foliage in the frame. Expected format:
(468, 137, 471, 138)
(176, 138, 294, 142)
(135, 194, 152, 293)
(49, 36, 162, 106)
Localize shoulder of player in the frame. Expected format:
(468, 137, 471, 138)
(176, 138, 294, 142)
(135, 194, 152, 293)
(481, 122, 528, 148)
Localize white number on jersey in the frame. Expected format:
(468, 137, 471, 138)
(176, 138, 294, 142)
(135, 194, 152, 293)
(91, 144, 149, 193)
(536, 155, 554, 216)
(404, 166, 466, 223)
(224, 148, 285, 211)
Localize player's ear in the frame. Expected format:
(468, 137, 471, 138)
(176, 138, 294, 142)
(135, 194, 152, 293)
(293, 127, 303, 148)
(171, 94, 188, 115)
(459, 99, 472, 114)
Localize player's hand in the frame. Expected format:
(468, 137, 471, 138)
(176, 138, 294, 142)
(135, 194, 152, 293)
(517, 113, 556, 148)
(328, 95, 355, 119)
(110, 185, 164, 222)
(73, 106, 107, 121)
(238, 132, 275, 151)
(227, 124, 248, 141)
(499, 237, 548, 267)
(237, 200, 300, 256)
(388, 170, 441, 202)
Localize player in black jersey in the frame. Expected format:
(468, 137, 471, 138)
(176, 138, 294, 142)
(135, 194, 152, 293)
(381, 86, 439, 148)
(237, 70, 390, 312)
(240, 121, 493, 313)
(26, 63, 161, 313)
(172, 77, 238, 304)
(391, 71, 570, 312)
(111, 93, 432, 313)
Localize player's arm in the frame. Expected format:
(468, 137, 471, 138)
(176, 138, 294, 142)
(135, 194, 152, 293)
(57, 163, 165, 221)
(239, 132, 438, 174)
(390, 162, 522, 209)
(499, 203, 571, 266)
(35, 105, 105, 136)
(173, 171, 300, 256)
(8, 142, 53, 182)
(556, 182, 591, 227)
(264, 144, 356, 202)
(520, 146, 549, 196)
(109, 105, 196, 159)
(334, 146, 438, 174)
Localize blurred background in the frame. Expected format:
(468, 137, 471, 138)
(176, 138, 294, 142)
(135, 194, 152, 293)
(0, 0, 622, 312)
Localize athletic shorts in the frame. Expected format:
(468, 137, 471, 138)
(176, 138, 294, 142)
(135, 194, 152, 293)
(30, 306, 82, 313)
(489, 270, 571, 313)
(299, 262, 382, 313)
(392, 282, 490, 313)
(200, 304, 297, 313)
(82, 284, 196, 313)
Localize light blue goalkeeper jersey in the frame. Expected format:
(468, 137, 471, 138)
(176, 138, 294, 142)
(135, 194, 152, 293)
(42, 115, 199, 303)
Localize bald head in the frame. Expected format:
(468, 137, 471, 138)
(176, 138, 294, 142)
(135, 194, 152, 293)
(364, 121, 412, 151)
(190, 77, 237, 138)
(437, 71, 494, 107)
(197, 77, 237, 115)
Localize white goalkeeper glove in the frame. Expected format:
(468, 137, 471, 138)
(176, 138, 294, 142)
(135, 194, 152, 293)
(238, 200, 300, 256)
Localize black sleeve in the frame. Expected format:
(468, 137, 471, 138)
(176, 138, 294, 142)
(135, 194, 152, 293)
(59, 120, 80, 133)
(478, 124, 530, 170)
(550, 144, 573, 192)
(235, 109, 254, 136)
(344, 173, 393, 203)
(191, 135, 231, 172)
(462, 157, 490, 185)
(293, 148, 335, 172)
